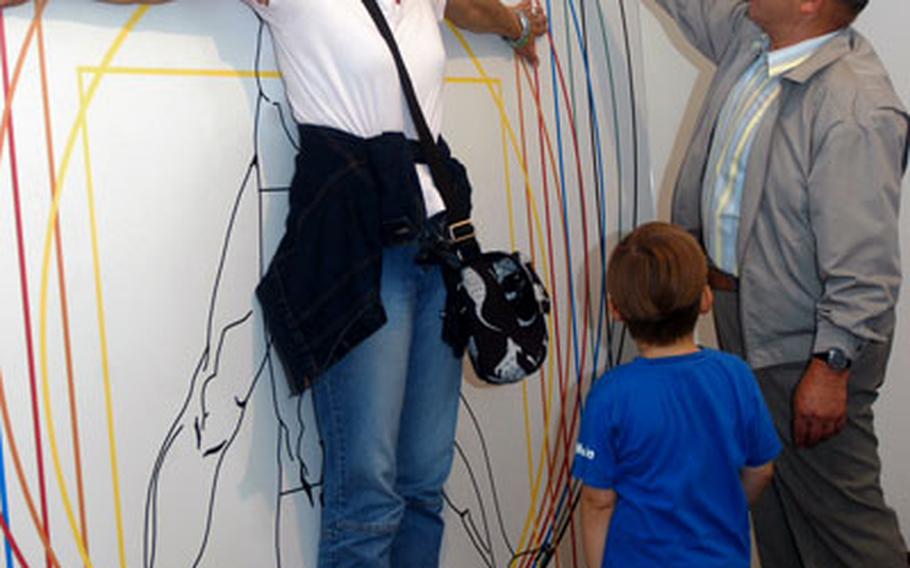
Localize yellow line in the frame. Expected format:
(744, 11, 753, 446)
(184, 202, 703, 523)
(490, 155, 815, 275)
(449, 64, 553, 526)
(78, 66, 492, 87)
(497, 80, 518, 253)
(496, 66, 563, 568)
(445, 76, 500, 86)
(445, 24, 564, 565)
(495, 80, 537, 494)
(512, 71, 553, 499)
(495, 76, 542, 507)
(40, 8, 150, 568)
(67, 59, 508, 566)
(77, 69, 121, 568)
(78, 65, 281, 80)
(57, 22, 558, 568)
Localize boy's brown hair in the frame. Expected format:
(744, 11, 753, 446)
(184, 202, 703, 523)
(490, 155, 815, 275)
(607, 222, 707, 345)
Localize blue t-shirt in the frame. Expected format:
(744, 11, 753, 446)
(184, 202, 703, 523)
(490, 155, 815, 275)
(573, 349, 781, 567)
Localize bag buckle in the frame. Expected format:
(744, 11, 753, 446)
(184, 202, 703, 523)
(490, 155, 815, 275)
(447, 219, 476, 244)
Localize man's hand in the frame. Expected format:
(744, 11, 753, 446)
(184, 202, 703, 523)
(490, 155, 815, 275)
(510, 0, 548, 66)
(793, 358, 849, 448)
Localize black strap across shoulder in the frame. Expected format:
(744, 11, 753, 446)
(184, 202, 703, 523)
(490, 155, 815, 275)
(360, 0, 479, 258)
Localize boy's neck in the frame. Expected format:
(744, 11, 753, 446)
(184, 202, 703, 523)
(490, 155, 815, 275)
(637, 334, 699, 359)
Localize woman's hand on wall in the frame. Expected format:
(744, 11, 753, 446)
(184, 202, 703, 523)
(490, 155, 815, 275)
(510, 0, 548, 66)
(446, 0, 549, 66)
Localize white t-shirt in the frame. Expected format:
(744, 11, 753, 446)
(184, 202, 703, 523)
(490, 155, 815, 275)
(243, 0, 449, 216)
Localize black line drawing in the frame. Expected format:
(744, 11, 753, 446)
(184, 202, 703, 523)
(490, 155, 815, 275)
(141, 18, 320, 568)
(134, 1, 646, 565)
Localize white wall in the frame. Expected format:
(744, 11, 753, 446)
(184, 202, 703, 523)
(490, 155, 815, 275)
(0, 2, 903, 567)
(0, 2, 648, 567)
(638, 0, 910, 545)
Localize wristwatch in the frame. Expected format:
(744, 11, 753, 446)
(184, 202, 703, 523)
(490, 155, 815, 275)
(503, 9, 531, 50)
(813, 347, 852, 371)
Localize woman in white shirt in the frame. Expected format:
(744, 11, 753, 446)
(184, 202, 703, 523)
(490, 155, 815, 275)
(242, 3, 543, 567)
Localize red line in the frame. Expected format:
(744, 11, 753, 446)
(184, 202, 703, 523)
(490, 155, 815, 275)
(0, 370, 61, 568)
(516, 57, 575, 566)
(515, 56, 559, 564)
(516, 63, 559, 566)
(544, 28, 597, 567)
(520, 59, 567, 568)
(520, 93, 566, 568)
(515, 56, 536, 268)
(517, 21, 605, 561)
(0, 511, 32, 568)
(0, 12, 52, 565)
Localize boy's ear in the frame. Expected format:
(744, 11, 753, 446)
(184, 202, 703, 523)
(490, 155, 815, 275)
(608, 297, 625, 322)
(699, 285, 714, 315)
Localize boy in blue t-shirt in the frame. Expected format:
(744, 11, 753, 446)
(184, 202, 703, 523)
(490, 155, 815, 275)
(574, 222, 781, 568)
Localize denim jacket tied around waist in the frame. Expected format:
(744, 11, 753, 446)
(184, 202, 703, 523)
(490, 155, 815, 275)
(256, 124, 470, 395)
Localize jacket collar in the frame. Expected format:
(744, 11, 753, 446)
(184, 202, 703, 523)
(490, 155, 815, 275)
(781, 27, 854, 84)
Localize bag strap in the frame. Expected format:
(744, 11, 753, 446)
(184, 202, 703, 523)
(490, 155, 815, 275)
(361, 0, 479, 258)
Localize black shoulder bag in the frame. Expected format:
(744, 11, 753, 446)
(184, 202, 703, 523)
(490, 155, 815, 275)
(362, 0, 550, 385)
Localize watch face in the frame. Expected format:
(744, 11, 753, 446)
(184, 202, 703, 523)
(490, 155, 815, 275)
(827, 348, 848, 370)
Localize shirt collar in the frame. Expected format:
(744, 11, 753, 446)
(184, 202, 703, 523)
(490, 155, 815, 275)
(765, 30, 841, 78)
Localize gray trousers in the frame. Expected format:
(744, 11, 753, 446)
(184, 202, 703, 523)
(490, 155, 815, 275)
(713, 290, 907, 568)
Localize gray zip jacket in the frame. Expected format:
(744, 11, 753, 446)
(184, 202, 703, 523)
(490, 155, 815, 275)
(665, 0, 910, 369)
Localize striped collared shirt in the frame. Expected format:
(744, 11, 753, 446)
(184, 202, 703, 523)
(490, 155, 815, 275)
(702, 31, 839, 276)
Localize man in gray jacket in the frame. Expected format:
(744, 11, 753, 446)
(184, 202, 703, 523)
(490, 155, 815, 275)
(663, 0, 909, 566)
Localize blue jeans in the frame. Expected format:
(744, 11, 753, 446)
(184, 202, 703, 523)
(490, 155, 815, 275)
(312, 243, 463, 568)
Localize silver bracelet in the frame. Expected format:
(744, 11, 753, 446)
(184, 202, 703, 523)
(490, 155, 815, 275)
(503, 9, 531, 50)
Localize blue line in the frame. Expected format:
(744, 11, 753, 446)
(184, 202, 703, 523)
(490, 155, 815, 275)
(534, 0, 630, 559)
(537, 1, 587, 558)
(544, 0, 583, 399)
(564, 0, 612, 387)
(0, 434, 13, 568)
(589, 5, 612, 375)
(592, 0, 628, 371)
(571, 0, 610, 383)
(532, 480, 572, 567)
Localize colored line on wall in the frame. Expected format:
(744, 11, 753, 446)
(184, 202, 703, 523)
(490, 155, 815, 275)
(0, 11, 50, 568)
(38, 8, 152, 568)
(36, 13, 90, 559)
(0, 370, 62, 568)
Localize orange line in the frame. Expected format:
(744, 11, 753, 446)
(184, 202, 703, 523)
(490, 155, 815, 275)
(0, 4, 54, 564)
(516, 59, 590, 566)
(0, 371, 62, 568)
(36, 13, 90, 556)
(0, 0, 45, 163)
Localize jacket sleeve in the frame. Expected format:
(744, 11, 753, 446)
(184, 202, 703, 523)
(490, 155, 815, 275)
(653, 0, 751, 64)
(809, 106, 909, 360)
